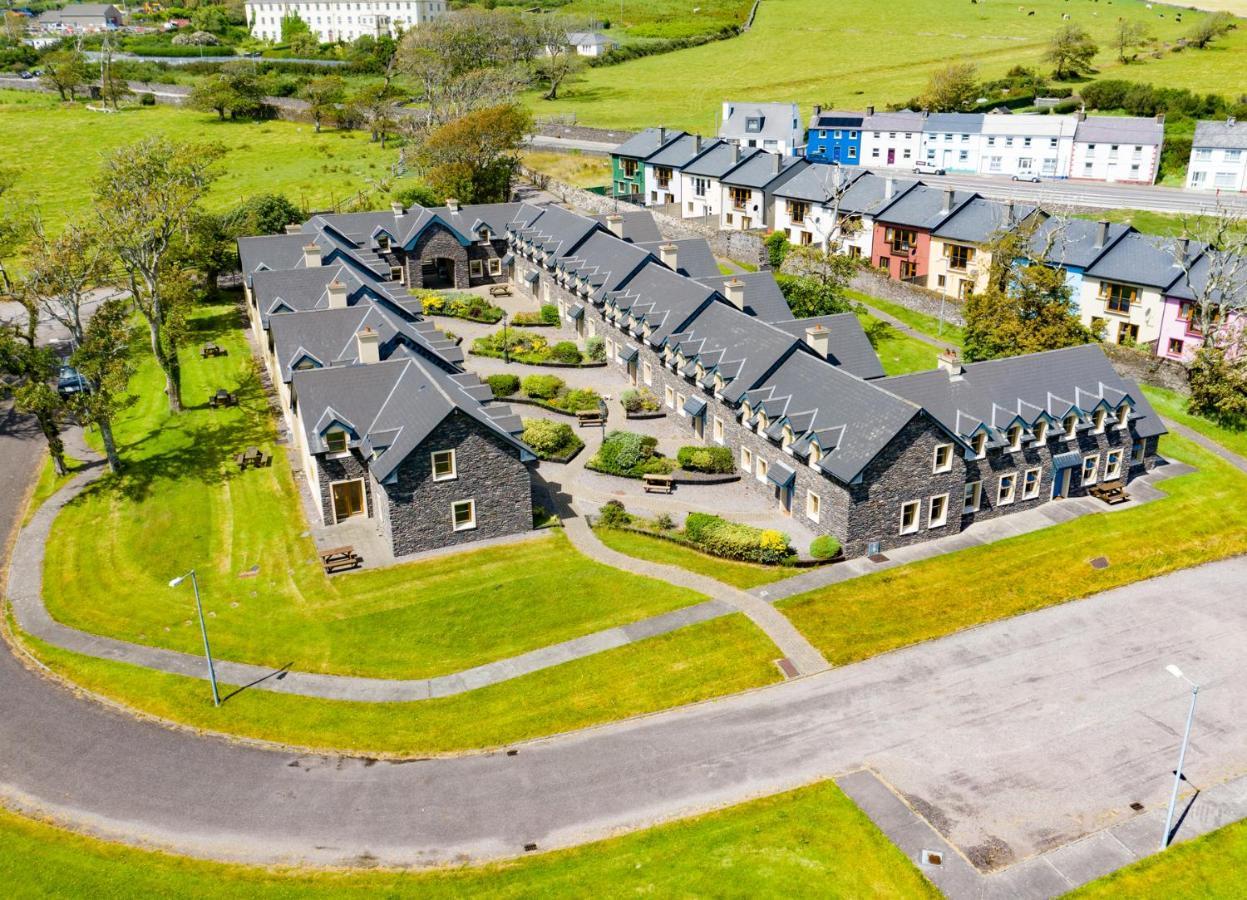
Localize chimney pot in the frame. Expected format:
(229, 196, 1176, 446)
(866, 105, 875, 117)
(658, 126, 667, 144)
(1228, 115, 1237, 127)
(804, 324, 830, 357)
(1175, 236, 1190, 267)
(724, 278, 746, 310)
(302, 243, 322, 268)
(772, 153, 782, 174)
(606, 213, 624, 237)
(327, 280, 348, 309)
(1004, 199, 1015, 224)
(445, 198, 460, 213)
(731, 144, 741, 165)
(941, 188, 954, 214)
(658, 242, 679, 271)
(1155, 113, 1165, 124)
(1095, 219, 1109, 249)
(694, 135, 702, 153)
(284, 224, 302, 235)
(814, 104, 822, 116)
(391, 201, 405, 216)
(356, 327, 380, 365)
(937, 348, 963, 376)
(884, 176, 895, 200)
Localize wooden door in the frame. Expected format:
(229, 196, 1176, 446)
(331, 480, 365, 522)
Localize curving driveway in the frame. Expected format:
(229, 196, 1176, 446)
(2, 398, 1247, 882)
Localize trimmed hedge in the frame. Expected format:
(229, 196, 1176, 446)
(486, 373, 519, 398)
(521, 374, 564, 400)
(685, 513, 792, 565)
(620, 388, 661, 414)
(512, 304, 561, 327)
(417, 291, 504, 324)
(521, 418, 584, 462)
(676, 445, 735, 474)
(809, 535, 841, 560)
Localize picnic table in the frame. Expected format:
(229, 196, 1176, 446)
(577, 405, 607, 428)
(209, 388, 237, 409)
(234, 446, 270, 470)
(489, 284, 512, 297)
(320, 545, 361, 574)
(201, 342, 226, 358)
(1089, 479, 1129, 505)
(643, 472, 674, 494)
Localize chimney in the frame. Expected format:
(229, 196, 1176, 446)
(884, 176, 895, 200)
(694, 135, 703, 153)
(813, 104, 822, 116)
(658, 242, 679, 270)
(606, 213, 624, 237)
(284, 224, 302, 235)
(391, 201, 405, 217)
(327, 280, 348, 309)
(866, 105, 875, 117)
(302, 243, 322, 268)
(941, 188, 954, 215)
(731, 144, 741, 165)
(355, 327, 380, 365)
(772, 153, 782, 175)
(1004, 199, 1015, 225)
(658, 125, 667, 144)
(937, 348, 963, 376)
(1174, 236, 1190, 267)
(724, 278, 746, 310)
(1094, 219, 1109, 249)
(804, 324, 830, 358)
(1155, 113, 1165, 125)
(1229, 116, 1237, 127)
(445, 198, 460, 213)
(1077, 110, 1086, 122)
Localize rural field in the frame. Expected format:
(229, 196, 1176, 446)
(0, 90, 406, 233)
(509, 0, 754, 39)
(527, 0, 1247, 130)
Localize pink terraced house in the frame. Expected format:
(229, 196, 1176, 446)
(1156, 249, 1247, 363)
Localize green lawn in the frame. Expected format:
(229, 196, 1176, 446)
(1073, 209, 1204, 238)
(0, 90, 405, 234)
(594, 527, 800, 590)
(848, 289, 965, 350)
(858, 312, 941, 376)
(1142, 385, 1247, 459)
(520, 150, 611, 189)
(781, 434, 1247, 665)
(23, 611, 780, 755)
(527, 0, 1242, 130)
(41, 300, 709, 680)
(1070, 818, 1247, 899)
(21, 454, 83, 526)
(0, 778, 935, 897)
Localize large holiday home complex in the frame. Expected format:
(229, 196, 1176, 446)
(237, 198, 1166, 561)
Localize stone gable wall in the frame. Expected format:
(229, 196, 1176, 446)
(315, 451, 375, 525)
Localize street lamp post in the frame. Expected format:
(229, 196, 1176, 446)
(169, 570, 221, 707)
(503, 311, 510, 365)
(1161, 663, 1200, 850)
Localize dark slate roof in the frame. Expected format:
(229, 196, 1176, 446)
(682, 141, 763, 178)
(663, 301, 801, 400)
(250, 263, 412, 330)
(1028, 218, 1133, 269)
(719, 102, 800, 143)
(875, 185, 976, 230)
(838, 173, 919, 216)
(607, 259, 718, 346)
(933, 197, 1041, 244)
(1074, 116, 1164, 147)
(558, 229, 653, 297)
(769, 314, 886, 380)
(772, 165, 869, 203)
(861, 110, 926, 133)
(1084, 231, 1196, 290)
(720, 153, 808, 190)
(512, 204, 603, 261)
(880, 344, 1165, 444)
(646, 134, 716, 170)
(613, 127, 686, 161)
(693, 273, 793, 323)
(268, 304, 462, 383)
(1163, 248, 1247, 305)
(293, 357, 529, 482)
(923, 113, 984, 135)
(591, 210, 662, 243)
(1192, 119, 1247, 150)
(637, 238, 720, 280)
(810, 110, 865, 129)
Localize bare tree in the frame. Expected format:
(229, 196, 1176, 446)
(1173, 205, 1247, 348)
(1112, 19, 1150, 63)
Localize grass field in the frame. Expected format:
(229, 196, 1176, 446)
(41, 301, 709, 681)
(594, 527, 800, 590)
(0, 779, 936, 897)
(529, 0, 1245, 130)
(508, 0, 754, 39)
(0, 90, 401, 234)
(520, 149, 612, 189)
(780, 433, 1247, 665)
(858, 311, 942, 375)
(1072, 817, 1247, 898)
(1142, 384, 1247, 458)
(21, 455, 83, 526)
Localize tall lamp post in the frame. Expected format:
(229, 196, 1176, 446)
(169, 569, 221, 707)
(1160, 663, 1200, 850)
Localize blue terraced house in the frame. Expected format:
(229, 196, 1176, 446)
(805, 107, 864, 166)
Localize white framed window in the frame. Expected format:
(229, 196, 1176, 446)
(932, 443, 954, 473)
(1092, 408, 1106, 433)
(664, 386, 675, 409)
(1081, 454, 1100, 486)
(971, 432, 987, 458)
(713, 417, 725, 444)
(325, 429, 349, 456)
(451, 499, 476, 531)
(928, 494, 949, 529)
(1132, 442, 1145, 464)
(997, 473, 1016, 506)
(1063, 414, 1079, 439)
(431, 449, 457, 481)
(899, 500, 920, 535)
(755, 457, 769, 483)
(806, 490, 821, 522)
(643, 361, 653, 386)
(741, 446, 752, 470)
(1105, 449, 1123, 481)
(963, 481, 981, 513)
(1007, 424, 1023, 452)
(390, 265, 404, 283)
(469, 259, 483, 278)
(487, 257, 502, 277)
(1033, 420, 1048, 443)
(676, 393, 686, 417)
(1116, 404, 1131, 429)
(1022, 466, 1041, 500)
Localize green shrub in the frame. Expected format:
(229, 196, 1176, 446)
(597, 499, 631, 527)
(809, 535, 841, 560)
(683, 512, 717, 543)
(655, 512, 675, 530)
(586, 335, 606, 361)
(681, 513, 792, 564)
(676, 445, 734, 473)
(765, 230, 790, 269)
(590, 430, 667, 476)
(521, 374, 565, 400)
(540, 304, 561, 325)
(620, 388, 660, 413)
(550, 341, 583, 364)
(521, 418, 580, 458)
(486, 373, 519, 397)
(559, 388, 602, 412)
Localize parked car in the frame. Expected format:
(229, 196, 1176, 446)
(56, 365, 89, 397)
(19, 71, 33, 80)
(1011, 173, 1042, 183)
(912, 162, 946, 176)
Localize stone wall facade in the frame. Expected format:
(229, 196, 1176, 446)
(1102, 342, 1190, 395)
(398, 226, 510, 291)
(382, 410, 533, 556)
(315, 452, 376, 526)
(849, 266, 967, 327)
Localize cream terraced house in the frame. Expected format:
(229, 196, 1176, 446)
(245, 0, 447, 43)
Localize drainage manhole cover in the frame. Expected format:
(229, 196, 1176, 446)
(1090, 556, 1110, 569)
(868, 553, 889, 563)
(920, 849, 944, 867)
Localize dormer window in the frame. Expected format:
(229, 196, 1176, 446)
(325, 430, 348, 454)
(782, 426, 794, 451)
(1116, 404, 1131, 429)
(1007, 424, 1023, 452)
(480, 228, 491, 242)
(1033, 420, 1048, 443)
(971, 432, 987, 458)
(1063, 414, 1078, 439)
(1092, 408, 1106, 433)
(714, 374, 725, 394)
(757, 412, 769, 433)
(741, 402, 753, 422)
(377, 235, 391, 251)
(695, 363, 705, 381)
(809, 444, 822, 467)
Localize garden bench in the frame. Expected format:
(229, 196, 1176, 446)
(320, 545, 361, 574)
(201, 342, 225, 358)
(577, 409, 605, 428)
(489, 285, 512, 297)
(234, 446, 269, 470)
(209, 389, 237, 409)
(643, 473, 674, 494)
(1089, 480, 1129, 505)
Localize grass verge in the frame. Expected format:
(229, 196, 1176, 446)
(41, 301, 706, 680)
(594, 527, 800, 590)
(848, 289, 965, 350)
(20, 613, 779, 756)
(0, 778, 936, 897)
(781, 434, 1247, 665)
(857, 312, 941, 376)
(21, 454, 84, 527)
(1141, 385, 1247, 460)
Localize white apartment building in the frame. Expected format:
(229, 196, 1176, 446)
(977, 113, 1076, 179)
(1071, 116, 1164, 184)
(859, 109, 926, 168)
(1185, 118, 1247, 192)
(245, 0, 447, 43)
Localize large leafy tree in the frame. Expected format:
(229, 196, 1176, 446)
(188, 63, 266, 121)
(40, 49, 88, 101)
(775, 246, 856, 318)
(94, 138, 224, 413)
(299, 75, 346, 132)
(410, 104, 532, 204)
(1044, 23, 1099, 80)
(22, 217, 111, 350)
(68, 296, 136, 474)
(921, 63, 980, 113)
(533, 17, 585, 101)
(0, 300, 68, 475)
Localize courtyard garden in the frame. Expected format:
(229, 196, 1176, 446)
(471, 330, 606, 367)
(488, 373, 605, 414)
(415, 291, 505, 324)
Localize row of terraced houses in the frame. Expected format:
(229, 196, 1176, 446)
(612, 128, 1246, 364)
(236, 199, 1165, 560)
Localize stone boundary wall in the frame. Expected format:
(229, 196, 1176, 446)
(849, 267, 967, 327)
(534, 122, 635, 145)
(1102, 343, 1190, 395)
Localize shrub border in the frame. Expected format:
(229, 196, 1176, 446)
(424, 310, 504, 325)
(594, 524, 841, 569)
(624, 410, 666, 420)
(469, 349, 607, 368)
(504, 395, 606, 418)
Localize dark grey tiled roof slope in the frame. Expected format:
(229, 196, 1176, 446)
(592, 210, 663, 243)
(933, 197, 1041, 244)
(646, 134, 716, 169)
(876, 185, 976, 230)
(693, 272, 792, 323)
(769, 314, 886, 380)
(924, 113, 984, 134)
(1028, 218, 1132, 269)
(250, 263, 411, 329)
(1073, 116, 1163, 146)
(1192, 119, 1247, 150)
(1084, 231, 1198, 289)
(721, 153, 807, 190)
(613, 127, 686, 160)
(682, 142, 761, 178)
(772, 166, 869, 203)
(637, 238, 721, 280)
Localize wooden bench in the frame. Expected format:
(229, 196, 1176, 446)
(234, 446, 271, 470)
(209, 390, 237, 409)
(1089, 480, 1129, 505)
(489, 284, 512, 298)
(201, 343, 226, 358)
(643, 473, 674, 494)
(576, 409, 606, 428)
(319, 545, 361, 574)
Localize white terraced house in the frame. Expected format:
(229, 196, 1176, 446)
(1185, 118, 1247, 192)
(245, 0, 447, 43)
